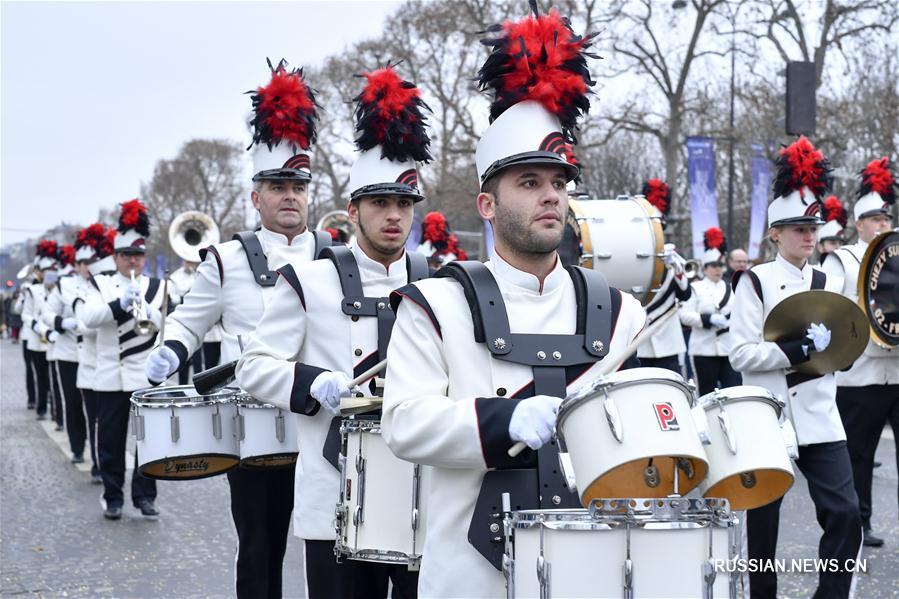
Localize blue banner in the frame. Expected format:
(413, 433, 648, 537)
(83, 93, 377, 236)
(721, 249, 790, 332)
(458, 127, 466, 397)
(749, 143, 772, 260)
(686, 137, 720, 259)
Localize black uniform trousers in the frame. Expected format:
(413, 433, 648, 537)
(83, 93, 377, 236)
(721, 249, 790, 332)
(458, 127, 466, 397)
(28, 348, 50, 416)
(304, 540, 419, 599)
(49, 360, 63, 426)
(639, 354, 681, 374)
(96, 391, 156, 508)
(746, 441, 862, 599)
(56, 360, 86, 456)
(693, 355, 742, 396)
(227, 465, 296, 599)
(80, 388, 101, 476)
(836, 384, 899, 530)
(22, 340, 36, 407)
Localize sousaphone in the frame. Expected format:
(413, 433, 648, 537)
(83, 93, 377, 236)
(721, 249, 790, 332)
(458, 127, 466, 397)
(169, 211, 220, 263)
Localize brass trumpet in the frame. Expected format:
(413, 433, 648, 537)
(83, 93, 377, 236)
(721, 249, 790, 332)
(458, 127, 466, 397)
(683, 259, 702, 281)
(130, 269, 157, 336)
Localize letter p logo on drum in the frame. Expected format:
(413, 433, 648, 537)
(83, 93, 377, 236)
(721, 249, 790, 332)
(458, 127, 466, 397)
(653, 402, 679, 431)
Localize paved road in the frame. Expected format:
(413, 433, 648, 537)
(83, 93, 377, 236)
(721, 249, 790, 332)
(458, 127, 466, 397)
(1, 339, 896, 597)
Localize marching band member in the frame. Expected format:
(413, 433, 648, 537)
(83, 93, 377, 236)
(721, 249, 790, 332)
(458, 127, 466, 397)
(380, 10, 646, 597)
(73, 224, 117, 484)
(729, 136, 861, 598)
(81, 199, 166, 521)
(144, 60, 329, 598)
(815, 195, 847, 264)
(41, 243, 88, 459)
(821, 157, 898, 548)
(680, 227, 740, 395)
(636, 178, 692, 374)
(21, 240, 57, 420)
(417, 211, 467, 269)
(236, 64, 432, 599)
(167, 257, 222, 383)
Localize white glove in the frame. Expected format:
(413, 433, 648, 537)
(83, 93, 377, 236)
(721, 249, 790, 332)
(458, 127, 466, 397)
(145, 345, 181, 384)
(509, 395, 563, 450)
(310, 371, 354, 415)
(805, 322, 832, 353)
(61, 317, 78, 331)
(709, 314, 729, 328)
(119, 285, 142, 311)
(47, 330, 60, 343)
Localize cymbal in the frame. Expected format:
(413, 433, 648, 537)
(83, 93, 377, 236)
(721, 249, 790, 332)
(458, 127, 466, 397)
(764, 290, 869, 376)
(340, 397, 382, 416)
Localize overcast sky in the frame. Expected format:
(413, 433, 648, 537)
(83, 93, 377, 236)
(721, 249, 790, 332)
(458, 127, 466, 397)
(0, 0, 403, 247)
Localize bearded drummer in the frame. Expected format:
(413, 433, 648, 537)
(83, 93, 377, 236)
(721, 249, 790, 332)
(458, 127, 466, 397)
(821, 157, 898, 549)
(637, 178, 692, 374)
(379, 9, 646, 597)
(236, 65, 432, 598)
(81, 199, 167, 521)
(143, 60, 331, 598)
(728, 136, 861, 599)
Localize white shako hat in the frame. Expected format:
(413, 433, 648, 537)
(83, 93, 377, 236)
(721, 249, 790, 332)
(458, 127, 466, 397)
(114, 199, 150, 254)
(474, 5, 597, 189)
(853, 157, 897, 221)
(816, 196, 847, 241)
(768, 136, 831, 227)
(701, 227, 727, 266)
(348, 64, 432, 202)
(35, 239, 59, 270)
(247, 59, 319, 182)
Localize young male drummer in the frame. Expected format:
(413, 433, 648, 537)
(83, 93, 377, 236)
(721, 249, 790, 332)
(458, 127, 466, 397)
(380, 10, 646, 597)
(729, 136, 861, 598)
(637, 179, 692, 374)
(680, 227, 740, 395)
(236, 65, 432, 599)
(144, 61, 328, 598)
(81, 199, 166, 520)
(821, 157, 898, 548)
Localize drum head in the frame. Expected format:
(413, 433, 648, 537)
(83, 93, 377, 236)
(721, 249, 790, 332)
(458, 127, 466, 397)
(858, 229, 899, 348)
(139, 454, 239, 480)
(703, 469, 793, 511)
(581, 456, 708, 503)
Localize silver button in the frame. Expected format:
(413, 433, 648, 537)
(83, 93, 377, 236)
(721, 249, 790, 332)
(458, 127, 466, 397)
(353, 301, 362, 310)
(489, 523, 500, 533)
(552, 351, 561, 360)
(592, 340, 604, 352)
(377, 302, 386, 310)
(537, 351, 546, 360)
(552, 495, 561, 505)
(493, 338, 506, 350)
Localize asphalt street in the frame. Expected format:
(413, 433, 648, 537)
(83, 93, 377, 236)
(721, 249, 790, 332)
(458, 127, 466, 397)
(1, 339, 896, 597)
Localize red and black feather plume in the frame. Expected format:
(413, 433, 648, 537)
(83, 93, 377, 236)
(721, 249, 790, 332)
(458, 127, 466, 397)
(119, 199, 150, 236)
(58, 244, 76, 266)
(76, 223, 107, 250)
(858, 157, 897, 205)
(36, 239, 58, 258)
(420, 212, 468, 260)
(101, 227, 116, 257)
(704, 227, 727, 252)
(248, 59, 319, 151)
(772, 136, 833, 200)
(822, 196, 847, 227)
(477, 4, 597, 141)
(642, 179, 670, 216)
(354, 63, 432, 163)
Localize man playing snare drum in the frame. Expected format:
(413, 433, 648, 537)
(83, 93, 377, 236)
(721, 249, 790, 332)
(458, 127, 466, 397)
(236, 65, 432, 599)
(380, 9, 646, 597)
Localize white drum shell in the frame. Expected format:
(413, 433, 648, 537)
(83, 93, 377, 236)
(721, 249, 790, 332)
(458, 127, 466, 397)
(558, 369, 708, 503)
(510, 509, 736, 598)
(338, 422, 427, 564)
(236, 400, 298, 463)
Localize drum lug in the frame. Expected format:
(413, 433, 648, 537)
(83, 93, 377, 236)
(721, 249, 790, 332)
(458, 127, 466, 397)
(411, 464, 422, 532)
(602, 389, 624, 443)
(717, 406, 737, 455)
(132, 410, 145, 441)
(557, 452, 578, 493)
(691, 405, 712, 445)
(623, 525, 634, 599)
(594, 252, 612, 260)
(537, 523, 551, 599)
(170, 407, 180, 443)
(779, 418, 799, 460)
(355, 456, 366, 526)
(643, 464, 660, 487)
(276, 410, 286, 443)
(235, 411, 245, 441)
(635, 252, 652, 259)
(212, 406, 222, 440)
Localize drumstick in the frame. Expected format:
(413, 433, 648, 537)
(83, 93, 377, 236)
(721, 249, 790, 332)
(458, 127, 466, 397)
(156, 271, 169, 349)
(338, 359, 388, 415)
(350, 358, 387, 388)
(507, 302, 681, 458)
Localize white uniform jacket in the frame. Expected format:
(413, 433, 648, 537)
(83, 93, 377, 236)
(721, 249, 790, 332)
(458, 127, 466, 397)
(167, 266, 222, 343)
(381, 253, 646, 598)
(80, 272, 166, 392)
(821, 242, 898, 386)
(21, 282, 49, 352)
(73, 275, 101, 389)
(40, 274, 81, 363)
(636, 267, 690, 359)
(236, 244, 415, 540)
(680, 277, 733, 357)
(729, 254, 845, 445)
(164, 227, 319, 367)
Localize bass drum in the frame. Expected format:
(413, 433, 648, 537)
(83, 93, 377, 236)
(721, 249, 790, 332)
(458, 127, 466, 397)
(560, 195, 666, 305)
(857, 228, 899, 349)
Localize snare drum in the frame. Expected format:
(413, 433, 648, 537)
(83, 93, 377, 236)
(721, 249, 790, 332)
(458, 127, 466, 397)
(557, 368, 709, 504)
(562, 196, 666, 305)
(130, 385, 239, 480)
(233, 393, 298, 469)
(697, 386, 794, 510)
(505, 498, 738, 599)
(335, 419, 426, 568)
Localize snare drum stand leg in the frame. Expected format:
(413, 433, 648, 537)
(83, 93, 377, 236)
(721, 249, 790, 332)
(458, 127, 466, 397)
(703, 521, 717, 599)
(536, 519, 551, 599)
(623, 524, 634, 599)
